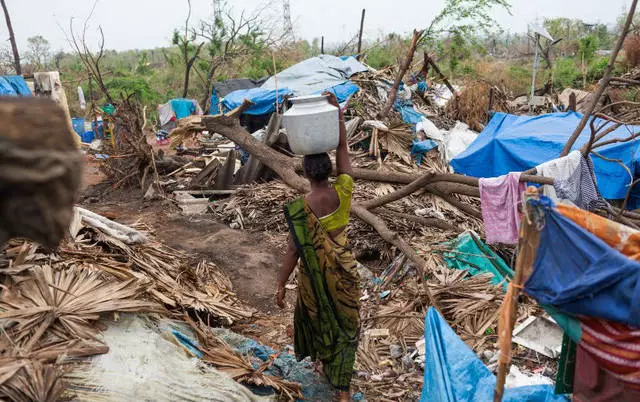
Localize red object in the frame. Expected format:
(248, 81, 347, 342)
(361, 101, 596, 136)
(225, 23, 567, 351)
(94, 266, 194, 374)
(573, 344, 640, 401)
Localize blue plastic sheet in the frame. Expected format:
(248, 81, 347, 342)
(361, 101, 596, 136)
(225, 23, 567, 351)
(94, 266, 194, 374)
(318, 81, 359, 104)
(420, 308, 566, 402)
(525, 202, 640, 327)
(169, 98, 196, 119)
(209, 88, 220, 115)
(450, 112, 640, 204)
(394, 99, 425, 127)
(222, 87, 293, 116)
(0, 77, 17, 95)
(212, 328, 333, 400)
(1, 75, 31, 95)
(411, 139, 438, 164)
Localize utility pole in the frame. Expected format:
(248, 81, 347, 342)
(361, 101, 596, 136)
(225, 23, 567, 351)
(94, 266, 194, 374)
(212, 0, 221, 21)
(357, 9, 366, 60)
(283, 0, 294, 41)
(0, 0, 21, 74)
(321, 36, 324, 54)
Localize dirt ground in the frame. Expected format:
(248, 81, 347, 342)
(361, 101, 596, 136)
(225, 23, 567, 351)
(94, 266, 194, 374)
(79, 170, 297, 349)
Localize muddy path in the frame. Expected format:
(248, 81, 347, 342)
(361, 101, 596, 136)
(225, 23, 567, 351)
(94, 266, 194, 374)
(80, 191, 294, 317)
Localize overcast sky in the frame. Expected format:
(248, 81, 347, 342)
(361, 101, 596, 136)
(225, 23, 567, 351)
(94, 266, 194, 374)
(0, 0, 633, 52)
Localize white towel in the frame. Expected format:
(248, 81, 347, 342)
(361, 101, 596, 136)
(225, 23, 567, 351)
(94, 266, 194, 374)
(535, 150, 582, 204)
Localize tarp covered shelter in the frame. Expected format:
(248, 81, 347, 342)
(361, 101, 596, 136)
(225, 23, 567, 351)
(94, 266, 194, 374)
(222, 88, 293, 116)
(0, 75, 32, 96)
(221, 55, 367, 115)
(210, 78, 267, 114)
(213, 78, 266, 97)
(451, 112, 640, 206)
(260, 54, 366, 97)
(157, 98, 203, 131)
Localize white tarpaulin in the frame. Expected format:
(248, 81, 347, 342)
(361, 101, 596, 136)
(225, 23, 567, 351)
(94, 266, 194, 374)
(261, 55, 367, 96)
(66, 315, 271, 401)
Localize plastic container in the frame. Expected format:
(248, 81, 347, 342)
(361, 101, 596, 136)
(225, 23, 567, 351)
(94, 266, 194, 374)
(283, 94, 339, 155)
(71, 117, 85, 136)
(81, 131, 95, 143)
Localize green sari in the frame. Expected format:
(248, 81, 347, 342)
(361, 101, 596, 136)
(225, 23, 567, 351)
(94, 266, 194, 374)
(284, 197, 360, 391)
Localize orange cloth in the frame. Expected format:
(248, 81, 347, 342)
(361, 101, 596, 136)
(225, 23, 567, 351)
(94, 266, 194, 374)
(557, 204, 640, 260)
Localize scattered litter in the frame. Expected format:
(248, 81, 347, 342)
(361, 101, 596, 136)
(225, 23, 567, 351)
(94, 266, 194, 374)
(512, 316, 563, 359)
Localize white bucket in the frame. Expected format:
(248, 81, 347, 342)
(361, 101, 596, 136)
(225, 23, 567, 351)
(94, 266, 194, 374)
(283, 94, 339, 155)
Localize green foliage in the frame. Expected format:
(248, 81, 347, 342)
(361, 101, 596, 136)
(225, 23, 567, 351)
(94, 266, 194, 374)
(105, 77, 160, 104)
(578, 35, 598, 63)
(422, 0, 512, 46)
(366, 45, 397, 69)
(26, 35, 51, 68)
(553, 58, 581, 89)
(507, 65, 530, 84)
(586, 56, 609, 81)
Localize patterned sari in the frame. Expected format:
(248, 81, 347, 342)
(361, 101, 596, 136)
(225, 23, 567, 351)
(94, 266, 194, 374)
(284, 197, 360, 391)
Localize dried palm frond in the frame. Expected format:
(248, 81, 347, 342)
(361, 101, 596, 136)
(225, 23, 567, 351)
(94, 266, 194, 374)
(0, 362, 63, 402)
(186, 316, 303, 401)
(378, 122, 413, 165)
(0, 265, 162, 349)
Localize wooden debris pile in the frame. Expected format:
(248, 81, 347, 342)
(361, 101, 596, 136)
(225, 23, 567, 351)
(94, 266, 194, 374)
(354, 256, 541, 399)
(446, 81, 513, 132)
(99, 97, 159, 192)
(0, 207, 256, 400)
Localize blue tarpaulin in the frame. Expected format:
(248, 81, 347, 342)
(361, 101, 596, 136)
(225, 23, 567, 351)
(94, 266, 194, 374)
(222, 87, 293, 116)
(169, 98, 196, 119)
(0, 75, 31, 95)
(394, 99, 425, 127)
(319, 81, 359, 104)
(420, 308, 566, 402)
(525, 200, 640, 327)
(209, 88, 220, 115)
(450, 112, 640, 203)
(411, 138, 438, 164)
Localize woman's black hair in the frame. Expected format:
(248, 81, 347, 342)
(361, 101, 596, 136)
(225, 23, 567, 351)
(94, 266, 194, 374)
(303, 153, 331, 182)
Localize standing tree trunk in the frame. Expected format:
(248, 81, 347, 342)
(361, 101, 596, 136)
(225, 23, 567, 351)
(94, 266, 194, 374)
(200, 60, 220, 113)
(0, 0, 21, 75)
(181, 43, 203, 98)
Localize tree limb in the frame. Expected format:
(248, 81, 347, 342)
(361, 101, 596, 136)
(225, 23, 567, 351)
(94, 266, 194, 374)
(378, 29, 424, 118)
(560, 0, 638, 156)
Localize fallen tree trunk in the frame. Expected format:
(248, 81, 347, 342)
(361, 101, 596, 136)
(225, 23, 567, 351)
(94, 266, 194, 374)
(379, 29, 424, 119)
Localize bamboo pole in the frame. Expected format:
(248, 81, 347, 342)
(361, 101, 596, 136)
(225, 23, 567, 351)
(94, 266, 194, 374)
(494, 187, 541, 401)
(357, 9, 366, 59)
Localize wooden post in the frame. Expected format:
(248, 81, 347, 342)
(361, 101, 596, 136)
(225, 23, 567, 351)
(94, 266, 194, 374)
(321, 36, 324, 54)
(379, 29, 424, 118)
(88, 76, 99, 137)
(357, 9, 366, 60)
(568, 92, 577, 112)
(487, 87, 494, 124)
(494, 187, 541, 402)
(425, 54, 456, 96)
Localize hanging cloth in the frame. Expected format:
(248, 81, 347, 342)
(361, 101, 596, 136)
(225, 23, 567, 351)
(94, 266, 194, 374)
(478, 172, 525, 244)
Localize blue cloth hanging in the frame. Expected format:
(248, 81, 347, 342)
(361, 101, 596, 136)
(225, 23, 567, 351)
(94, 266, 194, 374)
(525, 206, 640, 327)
